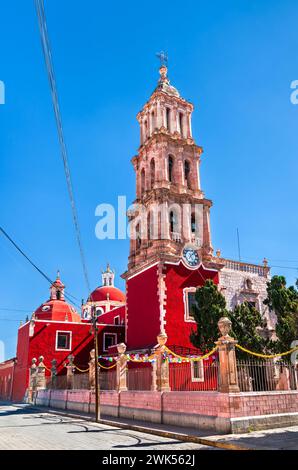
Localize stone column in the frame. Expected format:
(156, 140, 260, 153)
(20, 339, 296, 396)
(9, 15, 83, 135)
(215, 317, 240, 393)
(89, 349, 96, 390)
(186, 111, 192, 138)
(28, 358, 37, 403)
(66, 354, 75, 390)
(51, 359, 57, 389)
(116, 343, 128, 392)
(202, 203, 213, 259)
(36, 355, 46, 390)
(151, 332, 171, 392)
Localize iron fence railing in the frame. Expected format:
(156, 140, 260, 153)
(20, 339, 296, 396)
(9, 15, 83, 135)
(237, 359, 298, 392)
(127, 366, 152, 390)
(99, 370, 117, 390)
(44, 360, 298, 393)
(170, 361, 219, 391)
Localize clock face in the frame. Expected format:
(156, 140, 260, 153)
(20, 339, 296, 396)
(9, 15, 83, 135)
(183, 247, 200, 267)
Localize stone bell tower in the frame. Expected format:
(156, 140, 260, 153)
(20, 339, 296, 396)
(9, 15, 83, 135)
(122, 63, 221, 351)
(125, 63, 214, 276)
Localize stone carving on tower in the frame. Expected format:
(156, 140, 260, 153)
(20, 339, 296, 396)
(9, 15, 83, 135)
(126, 64, 215, 275)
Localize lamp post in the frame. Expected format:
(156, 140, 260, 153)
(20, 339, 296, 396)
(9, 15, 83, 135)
(91, 305, 100, 422)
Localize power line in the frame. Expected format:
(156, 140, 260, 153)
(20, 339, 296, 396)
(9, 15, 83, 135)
(34, 0, 91, 294)
(0, 226, 80, 309)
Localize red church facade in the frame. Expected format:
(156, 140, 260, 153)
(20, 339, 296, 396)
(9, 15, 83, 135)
(0, 63, 272, 401)
(0, 270, 126, 402)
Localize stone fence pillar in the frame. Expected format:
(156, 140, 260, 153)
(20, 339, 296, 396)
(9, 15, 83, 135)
(89, 349, 96, 390)
(66, 354, 75, 390)
(116, 343, 128, 392)
(215, 317, 240, 393)
(152, 332, 171, 392)
(28, 358, 37, 403)
(51, 359, 57, 389)
(36, 355, 46, 390)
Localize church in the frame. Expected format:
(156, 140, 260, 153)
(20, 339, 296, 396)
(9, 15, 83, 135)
(0, 63, 274, 401)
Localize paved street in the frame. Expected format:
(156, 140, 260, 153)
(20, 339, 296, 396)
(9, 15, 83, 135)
(206, 425, 298, 450)
(0, 404, 210, 450)
(1, 403, 298, 450)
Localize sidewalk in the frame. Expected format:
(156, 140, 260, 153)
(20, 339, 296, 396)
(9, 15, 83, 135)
(32, 404, 298, 450)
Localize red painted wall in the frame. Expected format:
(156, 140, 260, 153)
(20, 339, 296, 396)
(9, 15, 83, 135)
(11, 320, 125, 402)
(164, 262, 219, 349)
(0, 359, 15, 400)
(13, 323, 30, 401)
(126, 264, 161, 350)
(97, 305, 125, 326)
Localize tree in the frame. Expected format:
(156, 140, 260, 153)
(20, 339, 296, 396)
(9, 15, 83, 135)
(190, 280, 274, 357)
(264, 275, 298, 353)
(190, 279, 228, 352)
(227, 302, 273, 359)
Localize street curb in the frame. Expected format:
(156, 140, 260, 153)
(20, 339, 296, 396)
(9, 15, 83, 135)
(31, 405, 253, 451)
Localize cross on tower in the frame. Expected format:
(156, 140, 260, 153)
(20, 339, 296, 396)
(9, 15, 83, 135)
(156, 51, 168, 67)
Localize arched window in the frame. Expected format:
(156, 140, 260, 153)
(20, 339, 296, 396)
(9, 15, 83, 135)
(144, 120, 148, 139)
(184, 160, 191, 188)
(166, 107, 171, 131)
(150, 159, 155, 189)
(136, 223, 141, 250)
(169, 211, 176, 233)
(141, 168, 145, 194)
(56, 290, 61, 300)
(168, 155, 174, 182)
(191, 213, 196, 233)
(147, 212, 151, 241)
(96, 307, 104, 317)
(151, 111, 155, 131)
(179, 112, 184, 135)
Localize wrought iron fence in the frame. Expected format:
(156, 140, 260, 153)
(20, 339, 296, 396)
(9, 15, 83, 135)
(237, 359, 298, 392)
(127, 366, 152, 390)
(44, 359, 298, 393)
(46, 375, 68, 390)
(46, 372, 88, 390)
(99, 369, 117, 390)
(72, 373, 90, 390)
(169, 360, 219, 391)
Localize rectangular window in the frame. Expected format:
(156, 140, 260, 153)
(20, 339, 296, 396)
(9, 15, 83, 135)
(103, 333, 117, 352)
(188, 292, 197, 318)
(184, 287, 198, 322)
(56, 331, 71, 351)
(114, 316, 120, 325)
(191, 361, 204, 382)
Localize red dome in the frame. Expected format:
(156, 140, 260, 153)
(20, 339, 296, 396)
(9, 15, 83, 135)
(88, 286, 126, 303)
(34, 299, 81, 322)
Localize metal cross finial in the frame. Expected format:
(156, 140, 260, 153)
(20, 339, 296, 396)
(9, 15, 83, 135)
(156, 51, 168, 67)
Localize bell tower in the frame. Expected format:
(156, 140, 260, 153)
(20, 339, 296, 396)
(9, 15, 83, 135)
(123, 62, 220, 351)
(126, 63, 213, 275)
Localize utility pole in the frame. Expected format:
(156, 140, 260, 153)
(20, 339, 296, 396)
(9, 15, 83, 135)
(91, 305, 100, 422)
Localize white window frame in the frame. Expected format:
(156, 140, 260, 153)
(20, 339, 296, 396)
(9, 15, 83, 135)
(103, 332, 117, 352)
(191, 360, 204, 382)
(183, 287, 197, 322)
(55, 330, 72, 351)
(114, 315, 120, 325)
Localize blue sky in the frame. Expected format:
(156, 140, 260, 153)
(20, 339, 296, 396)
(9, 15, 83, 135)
(0, 0, 297, 359)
